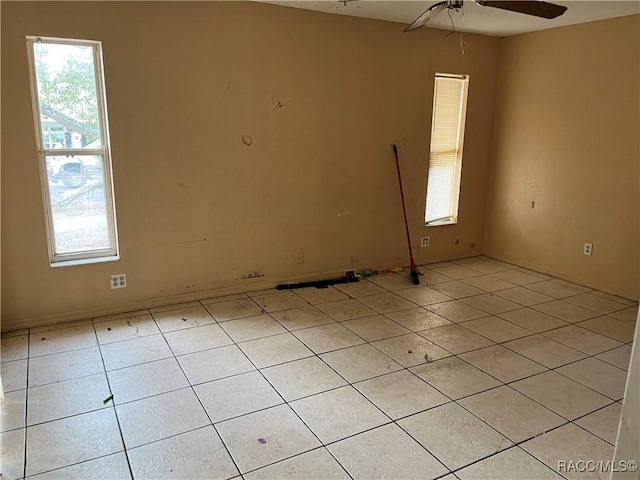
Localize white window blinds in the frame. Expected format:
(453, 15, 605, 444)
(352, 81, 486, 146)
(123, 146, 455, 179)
(425, 74, 469, 224)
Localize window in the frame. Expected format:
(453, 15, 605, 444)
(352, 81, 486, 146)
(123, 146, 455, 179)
(425, 73, 469, 225)
(27, 37, 119, 265)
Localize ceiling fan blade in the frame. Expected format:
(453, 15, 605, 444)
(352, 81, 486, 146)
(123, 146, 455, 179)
(404, 1, 448, 32)
(478, 1, 567, 19)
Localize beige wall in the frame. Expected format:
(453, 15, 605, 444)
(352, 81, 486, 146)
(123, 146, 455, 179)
(484, 15, 640, 300)
(1, 2, 500, 329)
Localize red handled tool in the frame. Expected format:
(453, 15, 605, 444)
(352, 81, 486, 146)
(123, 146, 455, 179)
(392, 144, 420, 285)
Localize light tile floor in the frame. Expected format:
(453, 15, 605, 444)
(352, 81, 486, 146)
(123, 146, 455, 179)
(1, 256, 637, 480)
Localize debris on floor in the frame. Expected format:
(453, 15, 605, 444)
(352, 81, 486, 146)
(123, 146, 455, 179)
(103, 394, 114, 404)
(424, 353, 432, 362)
(277, 276, 360, 290)
(344, 269, 357, 280)
(257, 438, 267, 444)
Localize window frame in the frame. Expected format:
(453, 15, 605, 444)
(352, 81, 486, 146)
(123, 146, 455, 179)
(425, 72, 469, 226)
(26, 36, 119, 266)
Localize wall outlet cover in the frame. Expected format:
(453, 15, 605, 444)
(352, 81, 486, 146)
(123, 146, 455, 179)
(110, 274, 127, 289)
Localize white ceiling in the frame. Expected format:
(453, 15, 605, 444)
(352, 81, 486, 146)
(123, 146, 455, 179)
(258, 0, 640, 36)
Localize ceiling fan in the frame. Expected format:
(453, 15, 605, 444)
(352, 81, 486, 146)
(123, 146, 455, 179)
(404, 0, 568, 32)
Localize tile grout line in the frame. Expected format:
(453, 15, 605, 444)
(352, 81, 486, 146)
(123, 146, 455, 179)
(91, 319, 136, 480)
(108, 303, 260, 477)
(401, 338, 626, 469)
(227, 341, 355, 479)
(445, 346, 624, 410)
(22, 326, 32, 480)
(18, 324, 130, 478)
(222, 283, 446, 477)
(212, 302, 357, 479)
(569, 402, 622, 447)
(204, 294, 349, 476)
(452, 443, 570, 480)
(167, 310, 245, 480)
(270, 286, 460, 477)
(388, 272, 588, 475)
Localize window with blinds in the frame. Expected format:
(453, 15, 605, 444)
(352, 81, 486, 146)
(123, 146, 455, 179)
(425, 74, 469, 225)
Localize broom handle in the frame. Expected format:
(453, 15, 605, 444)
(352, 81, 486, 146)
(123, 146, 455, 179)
(392, 144, 416, 268)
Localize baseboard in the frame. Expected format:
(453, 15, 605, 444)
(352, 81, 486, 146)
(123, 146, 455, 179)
(1, 279, 273, 332)
(6, 254, 547, 333)
(2, 262, 408, 332)
(485, 253, 638, 302)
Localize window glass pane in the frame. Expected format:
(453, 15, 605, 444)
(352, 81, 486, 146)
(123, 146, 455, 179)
(33, 42, 102, 149)
(426, 165, 454, 221)
(46, 154, 111, 254)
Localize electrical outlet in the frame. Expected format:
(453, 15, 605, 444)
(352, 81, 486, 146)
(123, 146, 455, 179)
(110, 274, 127, 289)
(421, 236, 430, 248)
(294, 251, 303, 264)
(584, 243, 593, 256)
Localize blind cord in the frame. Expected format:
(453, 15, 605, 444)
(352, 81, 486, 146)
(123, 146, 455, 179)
(460, 7, 466, 55)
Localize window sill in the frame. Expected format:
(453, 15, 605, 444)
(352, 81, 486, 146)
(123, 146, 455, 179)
(425, 220, 458, 227)
(50, 255, 120, 268)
